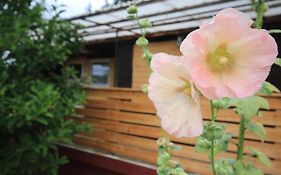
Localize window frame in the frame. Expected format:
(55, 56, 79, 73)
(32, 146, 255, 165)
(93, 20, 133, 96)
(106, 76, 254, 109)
(91, 58, 114, 87)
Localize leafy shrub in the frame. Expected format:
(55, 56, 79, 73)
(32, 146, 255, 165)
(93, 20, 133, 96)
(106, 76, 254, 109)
(0, 0, 88, 174)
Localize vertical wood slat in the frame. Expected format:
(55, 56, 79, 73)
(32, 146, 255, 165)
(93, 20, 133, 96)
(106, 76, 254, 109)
(72, 87, 281, 175)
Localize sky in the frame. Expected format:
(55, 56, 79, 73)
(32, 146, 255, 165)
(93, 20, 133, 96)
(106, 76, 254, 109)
(46, 0, 115, 18)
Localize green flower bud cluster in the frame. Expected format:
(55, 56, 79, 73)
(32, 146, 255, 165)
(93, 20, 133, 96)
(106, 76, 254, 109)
(127, 4, 152, 64)
(214, 159, 235, 175)
(195, 122, 232, 156)
(157, 137, 188, 175)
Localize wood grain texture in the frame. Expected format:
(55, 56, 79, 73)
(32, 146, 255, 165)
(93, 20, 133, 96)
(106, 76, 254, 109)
(132, 40, 181, 89)
(70, 87, 281, 175)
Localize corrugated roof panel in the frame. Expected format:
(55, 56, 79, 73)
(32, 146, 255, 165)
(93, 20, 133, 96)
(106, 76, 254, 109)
(87, 14, 118, 23)
(71, 0, 281, 42)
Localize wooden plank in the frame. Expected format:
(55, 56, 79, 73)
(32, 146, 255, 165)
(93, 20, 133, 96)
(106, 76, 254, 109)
(74, 133, 281, 175)
(76, 117, 281, 143)
(77, 106, 281, 127)
(74, 117, 281, 161)
(85, 99, 155, 113)
(74, 136, 212, 175)
(77, 87, 281, 174)
(82, 95, 281, 127)
(76, 108, 159, 126)
(79, 129, 281, 160)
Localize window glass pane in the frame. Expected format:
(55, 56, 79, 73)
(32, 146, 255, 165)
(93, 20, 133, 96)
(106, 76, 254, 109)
(69, 64, 82, 78)
(92, 63, 109, 87)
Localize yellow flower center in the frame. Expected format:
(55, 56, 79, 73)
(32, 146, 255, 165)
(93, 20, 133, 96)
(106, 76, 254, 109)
(176, 80, 192, 95)
(207, 46, 233, 73)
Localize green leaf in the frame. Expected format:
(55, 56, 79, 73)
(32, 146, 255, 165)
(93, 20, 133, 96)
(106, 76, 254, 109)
(157, 152, 170, 165)
(275, 57, 281, 67)
(212, 98, 231, 109)
(259, 81, 280, 95)
(268, 29, 281, 34)
(235, 161, 263, 175)
(244, 120, 266, 141)
(230, 96, 269, 119)
(214, 159, 235, 175)
(248, 147, 271, 167)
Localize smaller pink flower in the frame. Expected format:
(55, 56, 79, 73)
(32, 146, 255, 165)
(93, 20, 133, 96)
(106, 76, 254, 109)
(148, 53, 203, 138)
(180, 8, 278, 99)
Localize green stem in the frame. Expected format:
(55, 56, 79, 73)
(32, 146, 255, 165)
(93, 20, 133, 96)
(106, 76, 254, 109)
(210, 100, 216, 175)
(253, 0, 266, 29)
(211, 139, 216, 175)
(237, 116, 245, 160)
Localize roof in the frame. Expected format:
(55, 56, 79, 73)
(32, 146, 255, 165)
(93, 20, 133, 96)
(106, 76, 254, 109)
(70, 0, 281, 42)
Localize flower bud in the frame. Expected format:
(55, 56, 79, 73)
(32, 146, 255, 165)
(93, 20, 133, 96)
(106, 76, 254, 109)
(168, 159, 180, 168)
(195, 138, 211, 152)
(136, 36, 149, 47)
(214, 125, 224, 139)
(139, 19, 152, 28)
(156, 137, 167, 146)
(127, 5, 137, 14)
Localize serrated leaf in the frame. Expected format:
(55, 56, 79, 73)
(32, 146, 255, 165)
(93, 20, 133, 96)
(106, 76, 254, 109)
(248, 147, 271, 167)
(230, 96, 269, 119)
(157, 152, 170, 165)
(259, 81, 280, 95)
(275, 57, 281, 67)
(244, 121, 266, 141)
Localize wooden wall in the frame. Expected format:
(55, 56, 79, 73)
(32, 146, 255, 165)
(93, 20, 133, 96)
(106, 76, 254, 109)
(67, 87, 281, 175)
(132, 40, 181, 89)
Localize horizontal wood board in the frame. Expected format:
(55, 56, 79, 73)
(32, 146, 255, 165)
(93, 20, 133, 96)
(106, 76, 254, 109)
(71, 87, 281, 175)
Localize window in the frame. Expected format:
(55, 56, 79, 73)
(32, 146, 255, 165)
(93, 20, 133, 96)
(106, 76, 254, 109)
(69, 63, 82, 78)
(91, 62, 110, 87)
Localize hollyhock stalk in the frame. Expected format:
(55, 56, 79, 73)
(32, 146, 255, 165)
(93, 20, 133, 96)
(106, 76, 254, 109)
(236, 0, 267, 162)
(210, 100, 217, 175)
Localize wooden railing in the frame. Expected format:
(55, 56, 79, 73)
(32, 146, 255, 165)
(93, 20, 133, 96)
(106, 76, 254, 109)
(70, 87, 281, 175)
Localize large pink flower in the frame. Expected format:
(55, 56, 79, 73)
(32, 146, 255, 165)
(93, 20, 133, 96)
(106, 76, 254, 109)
(148, 53, 203, 138)
(180, 8, 278, 99)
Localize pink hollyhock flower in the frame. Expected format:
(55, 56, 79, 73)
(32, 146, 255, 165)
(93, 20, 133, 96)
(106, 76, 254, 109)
(148, 53, 203, 138)
(180, 8, 278, 99)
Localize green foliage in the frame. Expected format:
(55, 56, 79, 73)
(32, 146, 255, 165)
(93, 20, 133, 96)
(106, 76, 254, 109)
(214, 159, 235, 175)
(275, 57, 281, 67)
(127, 4, 137, 14)
(0, 1, 88, 175)
(212, 98, 231, 109)
(195, 122, 232, 156)
(229, 96, 269, 119)
(139, 19, 152, 28)
(269, 29, 281, 34)
(248, 147, 271, 167)
(136, 36, 149, 47)
(259, 81, 280, 95)
(244, 120, 266, 141)
(234, 161, 263, 175)
(127, 4, 152, 64)
(157, 137, 188, 175)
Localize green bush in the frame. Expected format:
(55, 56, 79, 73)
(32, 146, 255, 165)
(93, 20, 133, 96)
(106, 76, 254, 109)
(0, 0, 88, 174)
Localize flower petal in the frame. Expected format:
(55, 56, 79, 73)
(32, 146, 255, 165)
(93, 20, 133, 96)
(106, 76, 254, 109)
(156, 94, 203, 138)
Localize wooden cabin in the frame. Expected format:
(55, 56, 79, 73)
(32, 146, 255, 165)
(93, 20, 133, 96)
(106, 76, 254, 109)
(60, 0, 281, 175)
